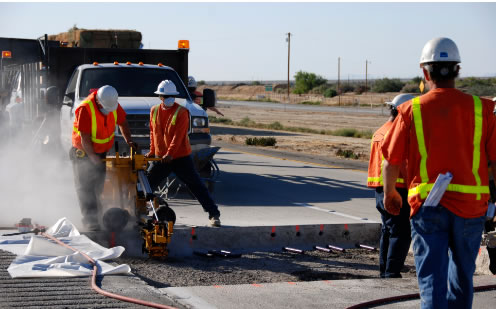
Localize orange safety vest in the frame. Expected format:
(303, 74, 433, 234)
(367, 121, 405, 188)
(72, 92, 118, 154)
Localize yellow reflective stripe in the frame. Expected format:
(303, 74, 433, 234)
(396, 178, 405, 183)
(75, 100, 117, 144)
(409, 96, 486, 200)
(412, 97, 429, 184)
(472, 95, 482, 200)
(82, 100, 98, 140)
(408, 183, 489, 198)
(367, 177, 381, 183)
(152, 104, 160, 126)
(171, 106, 182, 125)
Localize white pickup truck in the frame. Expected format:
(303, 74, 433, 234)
(60, 62, 214, 156)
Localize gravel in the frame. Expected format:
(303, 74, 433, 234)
(117, 249, 417, 288)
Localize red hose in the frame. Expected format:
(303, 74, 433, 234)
(41, 232, 177, 309)
(346, 283, 496, 309)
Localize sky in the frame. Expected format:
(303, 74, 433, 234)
(0, 1, 495, 81)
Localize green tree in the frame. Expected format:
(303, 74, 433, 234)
(293, 71, 327, 94)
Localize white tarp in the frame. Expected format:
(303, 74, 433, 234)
(0, 218, 131, 278)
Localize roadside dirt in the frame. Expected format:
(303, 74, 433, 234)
(208, 102, 390, 162)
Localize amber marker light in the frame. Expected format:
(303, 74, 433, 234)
(178, 40, 189, 49)
(2, 51, 12, 58)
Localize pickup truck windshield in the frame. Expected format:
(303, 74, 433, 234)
(79, 68, 189, 99)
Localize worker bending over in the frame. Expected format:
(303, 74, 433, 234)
(145, 80, 221, 227)
(367, 93, 414, 278)
(382, 37, 496, 309)
(71, 85, 136, 231)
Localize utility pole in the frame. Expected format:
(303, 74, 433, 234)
(286, 32, 291, 105)
(338, 57, 341, 106)
(365, 59, 368, 92)
(365, 60, 371, 92)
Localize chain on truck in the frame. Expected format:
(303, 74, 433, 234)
(0, 30, 221, 258)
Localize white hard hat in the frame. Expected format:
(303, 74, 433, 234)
(386, 94, 415, 108)
(188, 76, 197, 88)
(420, 37, 461, 65)
(154, 80, 179, 96)
(96, 85, 118, 112)
(493, 97, 496, 102)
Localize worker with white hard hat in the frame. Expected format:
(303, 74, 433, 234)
(145, 80, 221, 227)
(187, 76, 224, 116)
(367, 93, 414, 279)
(382, 37, 496, 308)
(71, 85, 136, 231)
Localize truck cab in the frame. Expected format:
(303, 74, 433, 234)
(60, 62, 212, 155)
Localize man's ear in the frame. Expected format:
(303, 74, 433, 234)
(422, 67, 431, 82)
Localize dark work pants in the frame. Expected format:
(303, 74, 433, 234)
(71, 148, 107, 226)
(147, 155, 220, 219)
(375, 187, 412, 278)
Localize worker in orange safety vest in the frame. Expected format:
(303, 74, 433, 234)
(367, 93, 414, 279)
(382, 37, 496, 309)
(71, 85, 137, 231)
(145, 80, 221, 227)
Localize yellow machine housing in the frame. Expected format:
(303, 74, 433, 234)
(102, 151, 174, 258)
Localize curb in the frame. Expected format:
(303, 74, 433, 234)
(86, 223, 381, 258)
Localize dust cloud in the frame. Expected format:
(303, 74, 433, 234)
(0, 118, 83, 230)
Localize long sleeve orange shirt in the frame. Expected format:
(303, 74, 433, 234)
(149, 102, 191, 159)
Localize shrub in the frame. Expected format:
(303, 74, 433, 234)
(251, 81, 262, 85)
(323, 88, 337, 98)
(371, 78, 405, 93)
(209, 116, 234, 125)
(401, 83, 421, 93)
(267, 121, 284, 130)
(310, 84, 328, 95)
(354, 84, 370, 95)
(300, 101, 321, 105)
(338, 83, 354, 94)
(331, 128, 373, 139)
(198, 80, 206, 86)
(335, 148, 361, 160)
(245, 137, 277, 147)
(456, 77, 496, 97)
(293, 71, 327, 94)
(239, 117, 256, 127)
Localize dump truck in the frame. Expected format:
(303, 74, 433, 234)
(0, 32, 218, 188)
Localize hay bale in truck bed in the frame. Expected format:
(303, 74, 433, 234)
(48, 29, 142, 48)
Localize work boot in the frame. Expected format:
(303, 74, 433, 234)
(209, 216, 221, 227)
